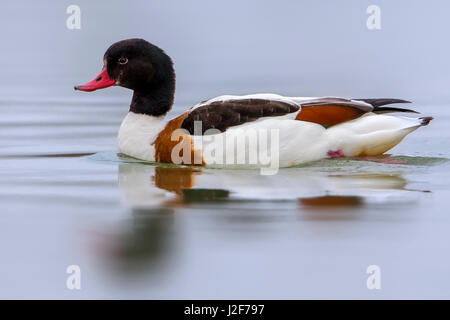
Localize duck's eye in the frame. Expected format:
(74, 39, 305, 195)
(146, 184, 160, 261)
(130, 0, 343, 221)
(118, 57, 128, 65)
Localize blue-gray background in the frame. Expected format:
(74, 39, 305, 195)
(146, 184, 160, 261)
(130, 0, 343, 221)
(1, 0, 449, 105)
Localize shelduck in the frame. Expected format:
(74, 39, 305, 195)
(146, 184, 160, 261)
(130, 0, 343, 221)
(75, 39, 432, 169)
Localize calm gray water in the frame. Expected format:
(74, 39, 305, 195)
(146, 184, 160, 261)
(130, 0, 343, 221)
(1, 0, 450, 299)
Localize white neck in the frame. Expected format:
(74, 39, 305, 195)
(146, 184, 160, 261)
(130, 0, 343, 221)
(117, 112, 167, 161)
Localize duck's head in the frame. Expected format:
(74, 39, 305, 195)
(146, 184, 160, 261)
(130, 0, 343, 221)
(75, 38, 175, 116)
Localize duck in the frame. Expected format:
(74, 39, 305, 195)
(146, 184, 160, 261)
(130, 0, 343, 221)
(75, 38, 432, 171)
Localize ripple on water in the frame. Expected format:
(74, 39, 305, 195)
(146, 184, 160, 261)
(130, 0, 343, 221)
(86, 151, 448, 209)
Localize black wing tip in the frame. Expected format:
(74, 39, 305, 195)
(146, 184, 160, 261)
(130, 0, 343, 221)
(355, 98, 412, 107)
(372, 107, 420, 114)
(355, 98, 419, 114)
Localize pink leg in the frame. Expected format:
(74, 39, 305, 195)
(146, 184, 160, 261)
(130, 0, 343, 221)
(327, 150, 345, 158)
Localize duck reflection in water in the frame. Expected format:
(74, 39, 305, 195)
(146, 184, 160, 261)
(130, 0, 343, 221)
(298, 173, 428, 220)
(118, 164, 230, 207)
(98, 164, 229, 276)
(100, 162, 425, 275)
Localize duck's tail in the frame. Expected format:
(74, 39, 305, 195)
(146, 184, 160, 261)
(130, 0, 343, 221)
(419, 116, 433, 126)
(329, 113, 432, 157)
